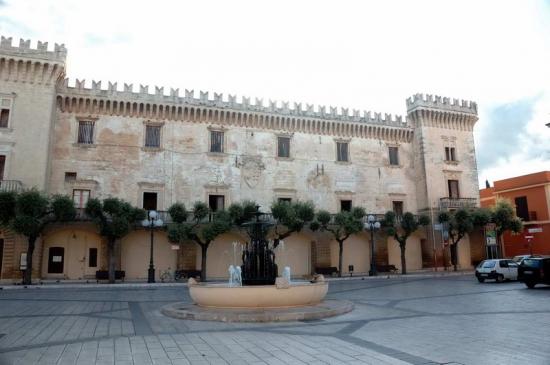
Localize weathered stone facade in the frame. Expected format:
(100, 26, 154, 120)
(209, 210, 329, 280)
(0, 36, 480, 281)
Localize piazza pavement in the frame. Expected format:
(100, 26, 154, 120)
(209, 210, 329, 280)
(0, 273, 549, 365)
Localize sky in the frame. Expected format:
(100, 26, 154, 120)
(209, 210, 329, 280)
(0, 0, 549, 188)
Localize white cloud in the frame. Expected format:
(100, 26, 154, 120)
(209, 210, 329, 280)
(1, 0, 549, 187)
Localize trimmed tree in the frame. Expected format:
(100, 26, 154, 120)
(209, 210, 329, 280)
(0, 190, 76, 285)
(270, 200, 315, 247)
(491, 199, 523, 255)
(85, 197, 145, 283)
(382, 211, 430, 275)
(167, 201, 232, 282)
(313, 207, 366, 277)
(438, 208, 475, 271)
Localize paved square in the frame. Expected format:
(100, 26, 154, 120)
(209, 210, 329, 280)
(1, 276, 549, 364)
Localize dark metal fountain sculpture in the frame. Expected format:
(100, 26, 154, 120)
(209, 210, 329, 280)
(241, 207, 278, 285)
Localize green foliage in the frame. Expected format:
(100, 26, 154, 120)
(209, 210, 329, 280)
(168, 202, 188, 223)
(228, 200, 257, 225)
(192, 201, 209, 221)
(316, 210, 331, 226)
(0, 191, 17, 225)
(316, 209, 364, 241)
(51, 195, 77, 222)
(85, 197, 144, 240)
(271, 200, 315, 236)
(492, 199, 523, 235)
(383, 211, 429, 245)
(438, 208, 474, 246)
(472, 207, 491, 227)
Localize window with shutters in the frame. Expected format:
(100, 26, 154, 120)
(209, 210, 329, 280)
(448, 180, 460, 199)
(389, 146, 399, 166)
(210, 130, 224, 153)
(73, 189, 90, 208)
(277, 136, 290, 158)
(0, 97, 13, 128)
(145, 125, 161, 148)
(336, 142, 349, 162)
(77, 120, 95, 144)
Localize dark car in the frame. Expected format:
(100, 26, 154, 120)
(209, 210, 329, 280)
(518, 257, 550, 288)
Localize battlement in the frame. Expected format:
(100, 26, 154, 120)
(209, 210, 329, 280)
(58, 78, 407, 127)
(0, 36, 67, 63)
(406, 93, 477, 115)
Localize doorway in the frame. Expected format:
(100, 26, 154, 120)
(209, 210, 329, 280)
(48, 247, 64, 274)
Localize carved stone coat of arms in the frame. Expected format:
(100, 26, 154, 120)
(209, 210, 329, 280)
(240, 156, 265, 188)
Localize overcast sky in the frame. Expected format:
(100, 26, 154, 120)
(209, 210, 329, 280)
(1, 0, 549, 188)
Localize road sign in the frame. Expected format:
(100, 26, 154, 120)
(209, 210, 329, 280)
(434, 224, 442, 231)
(528, 227, 543, 233)
(525, 235, 534, 239)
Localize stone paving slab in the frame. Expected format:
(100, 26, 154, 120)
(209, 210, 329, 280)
(0, 276, 549, 364)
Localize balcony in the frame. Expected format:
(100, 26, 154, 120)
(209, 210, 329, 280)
(439, 197, 477, 210)
(0, 180, 23, 192)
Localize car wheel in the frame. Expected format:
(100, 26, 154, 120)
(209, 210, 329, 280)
(525, 281, 536, 289)
(496, 274, 504, 283)
(477, 277, 485, 283)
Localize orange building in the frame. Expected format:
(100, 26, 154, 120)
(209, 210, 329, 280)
(480, 171, 550, 257)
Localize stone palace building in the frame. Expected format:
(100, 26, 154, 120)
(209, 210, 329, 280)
(0, 36, 480, 281)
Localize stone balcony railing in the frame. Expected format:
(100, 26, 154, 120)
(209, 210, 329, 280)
(439, 197, 477, 210)
(0, 180, 23, 193)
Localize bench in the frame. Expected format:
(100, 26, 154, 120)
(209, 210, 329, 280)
(95, 270, 125, 282)
(175, 270, 202, 281)
(315, 267, 339, 276)
(377, 265, 398, 273)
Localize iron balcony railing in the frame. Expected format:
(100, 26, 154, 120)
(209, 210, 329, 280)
(0, 180, 23, 193)
(439, 197, 477, 210)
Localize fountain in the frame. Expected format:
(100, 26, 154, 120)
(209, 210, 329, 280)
(161, 206, 353, 322)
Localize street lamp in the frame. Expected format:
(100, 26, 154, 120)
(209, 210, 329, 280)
(364, 215, 381, 276)
(141, 210, 163, 283)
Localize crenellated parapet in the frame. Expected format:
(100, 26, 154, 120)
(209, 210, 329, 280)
(406, 93, 478, 131)
(0, 36, 66, 85)
(56, 78, 414, 142)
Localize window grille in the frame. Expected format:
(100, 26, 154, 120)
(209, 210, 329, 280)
(77, 121, 94, 144)
(336, 142, 349, 162)
(278, 137, 290, 158)
(392, 201, 403, 218)
(210, 131, 224, 153)
(145, 125, 161, 148)
(389, 146, 399, 165)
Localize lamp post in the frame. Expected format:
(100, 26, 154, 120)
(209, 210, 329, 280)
(141, 210, 163, 283)
(364, 215, 381, 276)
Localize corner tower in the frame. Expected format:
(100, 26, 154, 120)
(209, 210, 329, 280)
(0, 36, 67, 191)
(407, 93, 479, 214)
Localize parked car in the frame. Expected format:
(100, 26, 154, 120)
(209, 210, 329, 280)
(512, 254, 541, 265)
(518, 257, 550, 288)
(475, 259, 519, 283)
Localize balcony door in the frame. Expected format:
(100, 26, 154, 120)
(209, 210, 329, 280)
(0, 155, 5, 180)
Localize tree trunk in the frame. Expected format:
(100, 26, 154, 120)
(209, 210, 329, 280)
(23, 236, 37, 285)
(108, 238, 116, 284)
(338, 240, 343, 278)
(400, 243, 407, 275)
(200, 244, 208, 282)
(450, 243, 458, 272)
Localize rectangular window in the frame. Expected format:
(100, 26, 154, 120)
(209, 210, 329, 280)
(278, 197, 292, 204)
(448, 180, 460, 199)
(0, 155, 5, 180)
(210, 130, 224, 153)
(0, 109, 9, 128)
(277, 137, 290, 158)
(445, 147, 456, 161)
(209, 195, 225, 212)
(392, 201, 404, 218)
(143, 192, 158, 211)
(77, 120, 95, 144)
(340, 200, 352, 212)
(336, 142, 349, 162)
(65, 172, 77, 181)
(72, 189, 90, 209)
(389, 146, 399, 166)
(88, 248, 98, 268)
(514, 196, 529, 221)
(145, 125, 161, 148)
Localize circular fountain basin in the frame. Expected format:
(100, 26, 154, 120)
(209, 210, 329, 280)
(189, 281, 328, 308)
